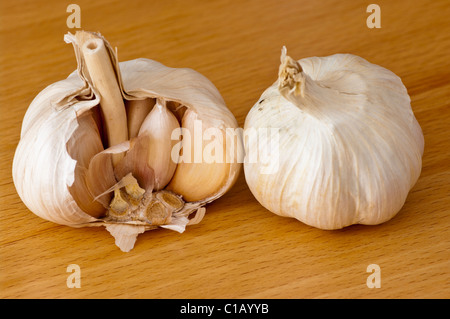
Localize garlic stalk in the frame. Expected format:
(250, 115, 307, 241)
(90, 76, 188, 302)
(12, 31, 242, 252)
(243, 47, 424, 230)
(77, 32, 128, 165)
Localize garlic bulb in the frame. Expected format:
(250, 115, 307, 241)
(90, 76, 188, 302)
(12, 31, 241, 251)
(244, 47, 424, 230)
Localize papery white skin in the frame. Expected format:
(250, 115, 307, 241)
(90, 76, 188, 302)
(13, 75, 101, 226)
(244, 49, 424, 229)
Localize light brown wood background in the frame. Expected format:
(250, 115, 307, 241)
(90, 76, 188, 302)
(1, 0, 449, 299)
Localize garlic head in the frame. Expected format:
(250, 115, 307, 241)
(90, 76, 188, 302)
(243, 47, 424, 230)
(12, 31, 242, 251)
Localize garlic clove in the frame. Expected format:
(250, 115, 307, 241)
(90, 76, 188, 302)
(126, 98, 155, 139)
(84, 141, 130, 212)
(156, 190, 184, 212)
(146, 200, 172, 225)
(113, 136, 155, 192)
(166, 109, 230, 202)
(138, 98, 180, 190)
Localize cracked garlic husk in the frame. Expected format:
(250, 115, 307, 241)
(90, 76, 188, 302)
(12, 31, 242, 252)
(243, 47, 424, 230)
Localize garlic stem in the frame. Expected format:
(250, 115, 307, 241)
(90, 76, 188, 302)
(77, 31, 128, 165)
(277, 47, 341, 120)
(278, 46, 306, 98)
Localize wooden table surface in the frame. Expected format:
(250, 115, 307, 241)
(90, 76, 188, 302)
(1, 0, 449, 299)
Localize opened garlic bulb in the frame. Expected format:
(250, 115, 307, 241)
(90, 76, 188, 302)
(244, 47, 424, 229)
(12, 31, 241, 251)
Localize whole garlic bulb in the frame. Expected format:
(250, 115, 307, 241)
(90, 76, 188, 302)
(244, 47, 424, 230)
(12, 31, 241, 251)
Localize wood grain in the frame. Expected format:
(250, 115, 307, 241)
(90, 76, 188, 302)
(1, 0, 449, 299)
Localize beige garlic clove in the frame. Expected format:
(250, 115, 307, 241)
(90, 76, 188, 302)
(126, 98, 155, 139)
(244, 47, 424, 230)
(166, 109, 230, 202)
(12, 31, 242, 252)
(138, 98, 180, 190)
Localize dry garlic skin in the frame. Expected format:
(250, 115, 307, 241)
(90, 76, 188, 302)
(13, 75, 101, 226)
(244, 49, 424, 230)
(12, 31, 241, 251)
